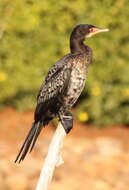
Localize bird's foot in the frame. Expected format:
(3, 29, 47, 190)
(59, 111, 73, 134)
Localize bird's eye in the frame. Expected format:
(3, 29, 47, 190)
(88, 28, 94, 33)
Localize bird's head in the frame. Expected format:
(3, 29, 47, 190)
(72, 24, 109, 40)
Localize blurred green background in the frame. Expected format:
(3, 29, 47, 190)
(0, 0, 129, 126)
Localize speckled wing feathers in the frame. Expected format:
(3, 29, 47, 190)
(44, 54, 71, 83)
(37, 67, 72, 104)
(37, 54, 71, 100)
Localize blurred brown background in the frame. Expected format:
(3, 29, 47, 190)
(1, 108, 129, 190)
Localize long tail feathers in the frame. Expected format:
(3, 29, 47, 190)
(15, 122, 43, 163)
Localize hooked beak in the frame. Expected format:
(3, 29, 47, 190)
(87, 27, 109, 38)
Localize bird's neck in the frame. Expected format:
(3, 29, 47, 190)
(70, 38, 89, 54)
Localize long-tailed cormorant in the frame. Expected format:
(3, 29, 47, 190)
(15, 24, 109, 163)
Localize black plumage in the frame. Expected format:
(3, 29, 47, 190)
(15, 24, 109, 163)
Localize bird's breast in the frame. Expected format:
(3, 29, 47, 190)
(63, 56, 89, 108)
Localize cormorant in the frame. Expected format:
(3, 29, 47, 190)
(15, 24, 109, 163)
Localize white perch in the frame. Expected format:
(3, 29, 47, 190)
(36, 122, 66, 190)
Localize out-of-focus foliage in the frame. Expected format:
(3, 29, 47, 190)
(0, 0, 129, 126)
